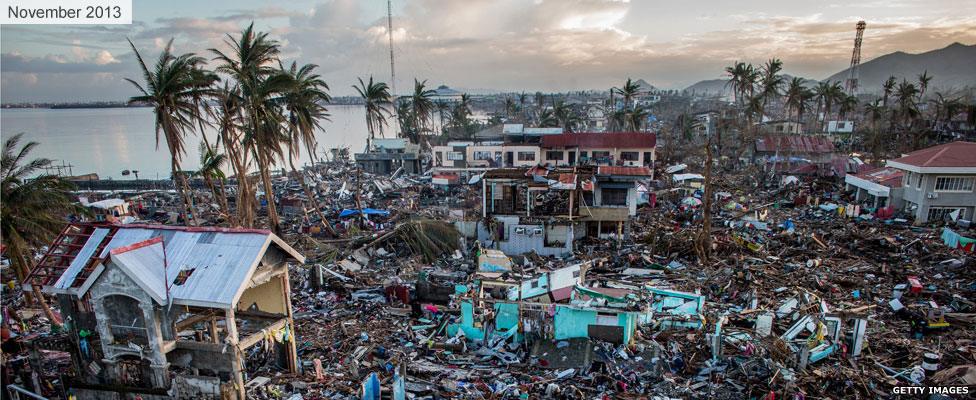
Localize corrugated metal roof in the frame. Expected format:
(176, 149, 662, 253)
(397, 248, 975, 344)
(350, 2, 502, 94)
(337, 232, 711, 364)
(63, 225, 303, 308)
(755, 135, 836, 153)
(110, 238, 168, 304)
(53, 228, 110, 292)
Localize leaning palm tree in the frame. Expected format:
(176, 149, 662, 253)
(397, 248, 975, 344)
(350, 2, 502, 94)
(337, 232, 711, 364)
(280, 62, 337, 236)
(1, 134, 83, 325)
(353, 76, 392, 150)
(126, 38, 215, 225)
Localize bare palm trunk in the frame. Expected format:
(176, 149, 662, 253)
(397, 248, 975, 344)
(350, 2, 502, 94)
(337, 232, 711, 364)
(171, 158, 198, 226)
(695, 139, 713, 263)
(215, 177, 235, 226)
(256, 149, 282, 234)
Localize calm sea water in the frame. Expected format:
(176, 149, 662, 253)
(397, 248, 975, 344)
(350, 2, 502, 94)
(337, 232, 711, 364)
(0, 105, 371, 179)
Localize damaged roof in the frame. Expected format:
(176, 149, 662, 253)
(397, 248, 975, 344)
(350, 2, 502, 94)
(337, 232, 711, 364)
(541, 132, 656, 149)
(58, 225, 304, 308)
(755, 135, 836, 153)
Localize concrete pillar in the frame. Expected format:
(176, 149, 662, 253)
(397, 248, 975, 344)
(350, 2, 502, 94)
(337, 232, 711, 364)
(139, 302, 169, 388)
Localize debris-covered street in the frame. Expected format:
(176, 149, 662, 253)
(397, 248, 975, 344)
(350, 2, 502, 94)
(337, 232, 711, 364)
(4, 143, 974, 399)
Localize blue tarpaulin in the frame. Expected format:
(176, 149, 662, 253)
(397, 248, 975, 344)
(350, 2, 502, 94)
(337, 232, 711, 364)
(339, 208, 390, 218)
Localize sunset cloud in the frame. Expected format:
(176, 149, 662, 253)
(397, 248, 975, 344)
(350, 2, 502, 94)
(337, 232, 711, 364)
(1, 0, 973, 102)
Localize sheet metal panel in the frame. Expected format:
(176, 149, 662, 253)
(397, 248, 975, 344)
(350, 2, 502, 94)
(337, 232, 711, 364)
(53, 228, 110, 291)
(98, 228, 270, 308)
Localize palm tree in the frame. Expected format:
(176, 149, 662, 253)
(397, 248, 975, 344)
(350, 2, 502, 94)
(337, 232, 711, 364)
(724, 62, 753, 106)
(929, 92, 964, 133)
(758, 58, 784, 121)
(812, 82, 831, 130)
(435, 101, 450, 134)
(211, 83, 255, 227)
(863, 100, 886, 161)
(552, 100, 578, 132)
(533, 91, 545, 123)
(628, 107, 650, 132)
(211, 23, 290, 234)
(410, 79, 436, 141)
(126, 38, 215, 225)
(894, 80, 921, 149)
(517, 92, 528, 122)
(820, 81, 845, 132)
(196, 142, 232, 223)
(783, 77, 806, 124)
(504, 97, 516, 119)
(281, 62, 337, 236)
(353, 76, 393, 150)
(613, 78, 641, 110)
(448, 94, 474, 137)
(1, 134, 82, 325)
(917, 70, 933, 101)
(881, 76, 897, 107)
(538, 109, 559, 128)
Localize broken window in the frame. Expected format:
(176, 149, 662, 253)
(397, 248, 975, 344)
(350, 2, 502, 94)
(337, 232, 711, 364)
(517, 152, 536, 161)
(602, 188, 628, 206)
(545, 151, 563, 161)
(620, 152, 639, 161)
(473, 151, 492, 160)
(447, 151, 464, 161)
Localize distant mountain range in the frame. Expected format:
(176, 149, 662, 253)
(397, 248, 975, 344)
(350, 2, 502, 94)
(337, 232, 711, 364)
(825, 42, 975, 94)
(684, 42, 976, 96)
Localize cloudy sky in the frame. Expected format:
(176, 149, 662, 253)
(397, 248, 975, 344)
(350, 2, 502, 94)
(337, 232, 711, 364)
(2, 0, 975, 102)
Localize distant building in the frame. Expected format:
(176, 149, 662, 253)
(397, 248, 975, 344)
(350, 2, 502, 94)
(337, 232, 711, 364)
(826, 120, 855, 134)
(431, 85, 463, 104)
(540, 132, 657, 171)
(753, 135, 844, 176)
(759, 120, 804, 135)
(354, 138, 422, 175)
(886, 141, 976, 223)
(584, 103, 608, 132)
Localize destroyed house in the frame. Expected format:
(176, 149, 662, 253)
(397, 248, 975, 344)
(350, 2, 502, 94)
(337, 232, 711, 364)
(753, 135, 842, 175)
(23, 223, 305, 399)
(354, 138, 422, 175)
(479, 165, 651, 256)
(540, 132, 656, 170)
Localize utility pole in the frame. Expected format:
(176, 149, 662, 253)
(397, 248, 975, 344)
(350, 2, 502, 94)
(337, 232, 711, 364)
(387, 0, 400, 139)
